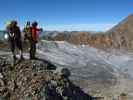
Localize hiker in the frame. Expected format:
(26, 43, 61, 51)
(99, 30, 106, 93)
(30, 21, 42, 59)
(23, 21, 32, 57)
(6, 20, 24, 63)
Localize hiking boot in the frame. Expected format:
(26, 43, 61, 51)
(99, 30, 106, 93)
(30, 57, 35, 60)
(13, 55, 17, 61)
(16, 56, 24, 64)
(13, 56, 17, 66)
(20, 56, 24, 60)
(30, 56, 37, 60)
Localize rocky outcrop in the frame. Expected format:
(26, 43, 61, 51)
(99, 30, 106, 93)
(0, 57, 93, 100)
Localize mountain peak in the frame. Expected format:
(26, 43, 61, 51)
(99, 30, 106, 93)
(127, 13, 133, 18)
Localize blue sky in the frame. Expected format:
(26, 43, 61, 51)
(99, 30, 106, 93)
(0, 0, 133, 31)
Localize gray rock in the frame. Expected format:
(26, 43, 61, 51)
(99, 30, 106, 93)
(0, 73, 3, 79)
(54, 67, 71, 78)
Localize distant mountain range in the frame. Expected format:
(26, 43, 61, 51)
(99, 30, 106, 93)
(51, 14, 133, 50)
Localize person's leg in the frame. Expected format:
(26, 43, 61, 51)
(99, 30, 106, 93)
(19, 50, 24, 59)
(9, 39, 17, 62)
(16, 39, 24, 59)
(33, 43, 36, 58)
(30, 42, 36, 59)
(9, 39, 16, 58)
(30, 40, 33, 59)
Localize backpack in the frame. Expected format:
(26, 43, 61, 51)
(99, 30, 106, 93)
(24, 27, 32, 40)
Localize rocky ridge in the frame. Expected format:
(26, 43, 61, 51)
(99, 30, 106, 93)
(0, 56, 94, 100)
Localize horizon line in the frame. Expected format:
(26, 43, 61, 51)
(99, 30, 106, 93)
(0, 23, 116, 32)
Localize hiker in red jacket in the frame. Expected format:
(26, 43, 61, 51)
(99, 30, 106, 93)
(30, 21, 42, 59)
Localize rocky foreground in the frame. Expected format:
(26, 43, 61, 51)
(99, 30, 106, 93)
(0, 56, 95, 100)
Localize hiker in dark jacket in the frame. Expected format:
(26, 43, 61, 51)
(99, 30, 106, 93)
(8, 21, 24, 62)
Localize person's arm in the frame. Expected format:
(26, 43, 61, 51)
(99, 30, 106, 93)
(17, 27, 22, 38)
(8, 28, 15, 38)
(37, 28, 43, 32)
(23, 28, 26, 33)
(23, 28, 27, 40)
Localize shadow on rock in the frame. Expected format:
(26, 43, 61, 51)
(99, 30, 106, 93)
(34, 57, 57, 70)
(43, 78, 94, 100)
(30, 57, 57, 71)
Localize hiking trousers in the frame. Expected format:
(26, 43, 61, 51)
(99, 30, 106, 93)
(9, 38, 23, 53)
(30, 41, 36, 59)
